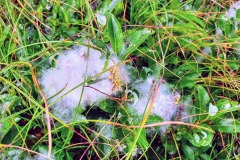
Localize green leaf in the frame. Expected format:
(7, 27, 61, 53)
(175, 12, 205, 28)
(146, 114, 164, 125)
(108, 0, 122, 12)
(137, 129, 149, 150)
(112, 0, 124, 16)
(200, 154, 212, 160)
(182, 144, 195, 160)
(60, 127, 74, 145)
(107, 14, 123, 53)
(197, 85, 210, 106)
(1, 125, 22, 145)
(121, 29, 153, 59)
(91, 38, 107, 49)
(187, 124, 214, 147)
(178, 72, 199, 88)
(59, 6, 70, 25)
(163, 142, 177, 155)
(99, 100, 115, 113)
(212, 119, 240, 133)
(168, 0, 181, 9)
(36, 5, 43, 21)
(0, 118, 13, 142)
(140, 67, 153, 80)
(177, 37, 198, 52)
(0, 93, 21, 109)
(216, 98, 239, 110)
(195, 85, 210, 115)
(0, 25, 11, 47)
(218, 16, 234, 37)
(124, 129, 135, 151)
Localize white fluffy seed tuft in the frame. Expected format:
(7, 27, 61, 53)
(132, 77, 181, 132)
(39, 44, 129, 123)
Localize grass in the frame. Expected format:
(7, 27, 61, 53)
(0, 0, 240, 159)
